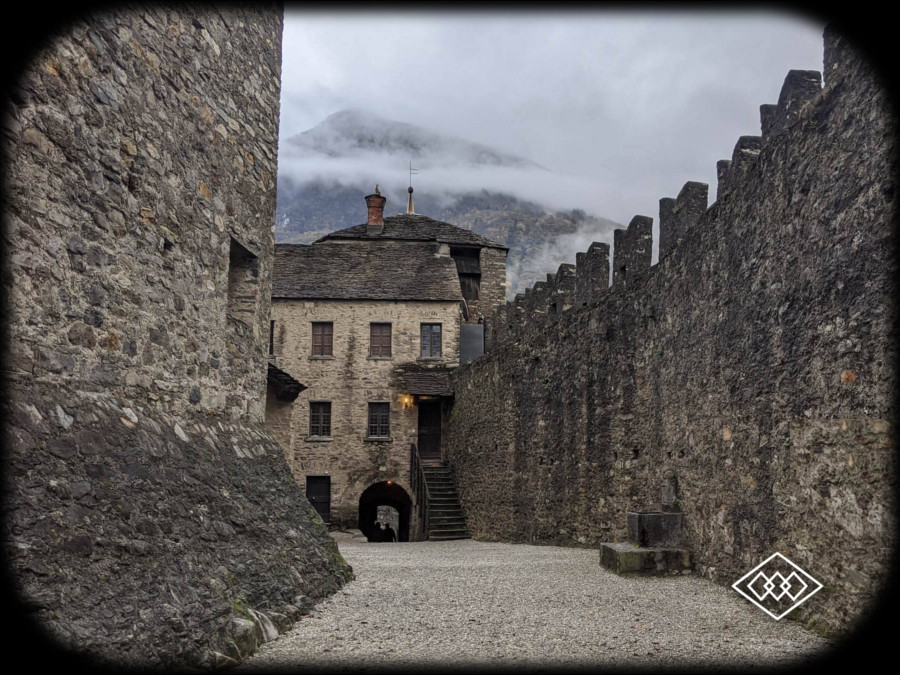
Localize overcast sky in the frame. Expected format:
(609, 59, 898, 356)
(279, 10, 826, 249)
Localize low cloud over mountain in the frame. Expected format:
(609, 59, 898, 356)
(276, 109, 622, 296)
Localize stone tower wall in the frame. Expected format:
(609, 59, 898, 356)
(4, 5, 351, 667)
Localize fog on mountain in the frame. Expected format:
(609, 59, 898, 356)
(276, 109, 622, 296)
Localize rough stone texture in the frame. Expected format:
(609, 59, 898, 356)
(5, 384, 353, 667)
(5, 5, 284, 423)
(444, 26, 895, 636)
(269, 298, 461, 528)
(627, 512, 682, 548)
(471, 246, 508, 327)
(599, 542, 693, 576)
(3, 4, 352, 667)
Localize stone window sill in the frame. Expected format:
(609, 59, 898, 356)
(309, 355, 335, 360)
(364, 437, 392, 443)
(305, 436, 333, 442)
(367, 356, 394, 361)
(417, 357, 443, 362)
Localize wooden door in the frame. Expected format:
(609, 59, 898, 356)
(305, 476, 331, 522)
(418, 401, 442, 462)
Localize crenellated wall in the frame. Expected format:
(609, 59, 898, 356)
(3, 5, 352, 668)
(446, 25, 896, 636)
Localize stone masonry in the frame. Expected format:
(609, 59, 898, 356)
(444, 26, 895, 636)
(269, 298, 461, 527)
(4, 4, 351, 667)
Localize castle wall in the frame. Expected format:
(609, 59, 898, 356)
(3, 5, 352, 667)
(270, 298, 461, 529)
(444, 27, 895, 636)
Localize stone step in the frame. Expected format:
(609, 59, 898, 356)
(429, 529, 470, 537)
(428, 534, 471, 541)
(599, 542, 693, 576)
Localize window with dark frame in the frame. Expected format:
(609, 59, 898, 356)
(269, 320, 275, 355)
(369, 323, 392, 357)
(420, 323, 442, 358)
(367, 402, 390, 438)
(312, 322, 333, 356)
(309, 402, 331, 437)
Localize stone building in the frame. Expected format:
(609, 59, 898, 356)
(266, 189, 508, 540)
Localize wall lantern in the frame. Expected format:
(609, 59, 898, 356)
(399, 394, 414, 408)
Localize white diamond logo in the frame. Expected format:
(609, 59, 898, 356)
(732, 552, 823, 620)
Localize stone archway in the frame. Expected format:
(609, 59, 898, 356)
(358, 481, 412, 542)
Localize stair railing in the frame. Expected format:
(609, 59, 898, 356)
(410, 443, 431, 540)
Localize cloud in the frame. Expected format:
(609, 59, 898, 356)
(279, 11, 825, 225)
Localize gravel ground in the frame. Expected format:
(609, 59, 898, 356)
(241, 537, 832, 670)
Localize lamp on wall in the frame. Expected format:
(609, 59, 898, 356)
(399, 394, 414, 408)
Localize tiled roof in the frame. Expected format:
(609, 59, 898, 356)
(272, 242, 464, 302)
(402, 372, 454, 396)
(315, 213, 508, 251)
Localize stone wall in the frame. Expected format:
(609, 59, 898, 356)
(3, 4, 352, 667)
(444, 26, 895, 636)
(466, 246, 508, 328)
(270, 297, 461, 528)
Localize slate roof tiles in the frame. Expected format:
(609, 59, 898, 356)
(272, 241, 464, 302)
(315, 213, 508, 251)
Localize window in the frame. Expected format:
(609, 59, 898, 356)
(451, 246, 481, 301)
(269, 320, 275, 355)
(367, 402, 390, 438)
(420, 323, 442, 358)
(370, 323, 392, 357)
(309, 402, 331, 437)
(227, 237, 259, 323)
(312, 322, 333, 356)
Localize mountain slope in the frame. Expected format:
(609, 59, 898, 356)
(284, 109, 545, 170)
(276, 110, 621, 296)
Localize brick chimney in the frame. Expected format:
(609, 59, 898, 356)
(365, 185, 387, 235)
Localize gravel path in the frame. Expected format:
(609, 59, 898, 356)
(241, 537, 831, 670)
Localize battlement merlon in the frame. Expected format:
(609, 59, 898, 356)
(764, 70, 822, 138)
(575, 252, 588, 305)
(759, 103, 779, 138)
(660, 182, 707, 261)
(715, 161, 731, 202)
(612, 215, 653, 288)
(552, 263, 577, 313)
(587, 242, 611, 294)
(528, 281, 550, 315)
(731, 135, 762, 170)
(658, 198, 676, 257)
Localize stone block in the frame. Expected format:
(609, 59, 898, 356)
(599, 542, 692, 576)
(626, 511, 682, 547)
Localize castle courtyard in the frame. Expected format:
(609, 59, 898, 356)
(241, 537, 831, 669)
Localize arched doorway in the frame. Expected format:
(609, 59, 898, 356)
(358, 481, 412, 542)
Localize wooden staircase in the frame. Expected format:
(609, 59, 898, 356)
(422, 464, 470, 541)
